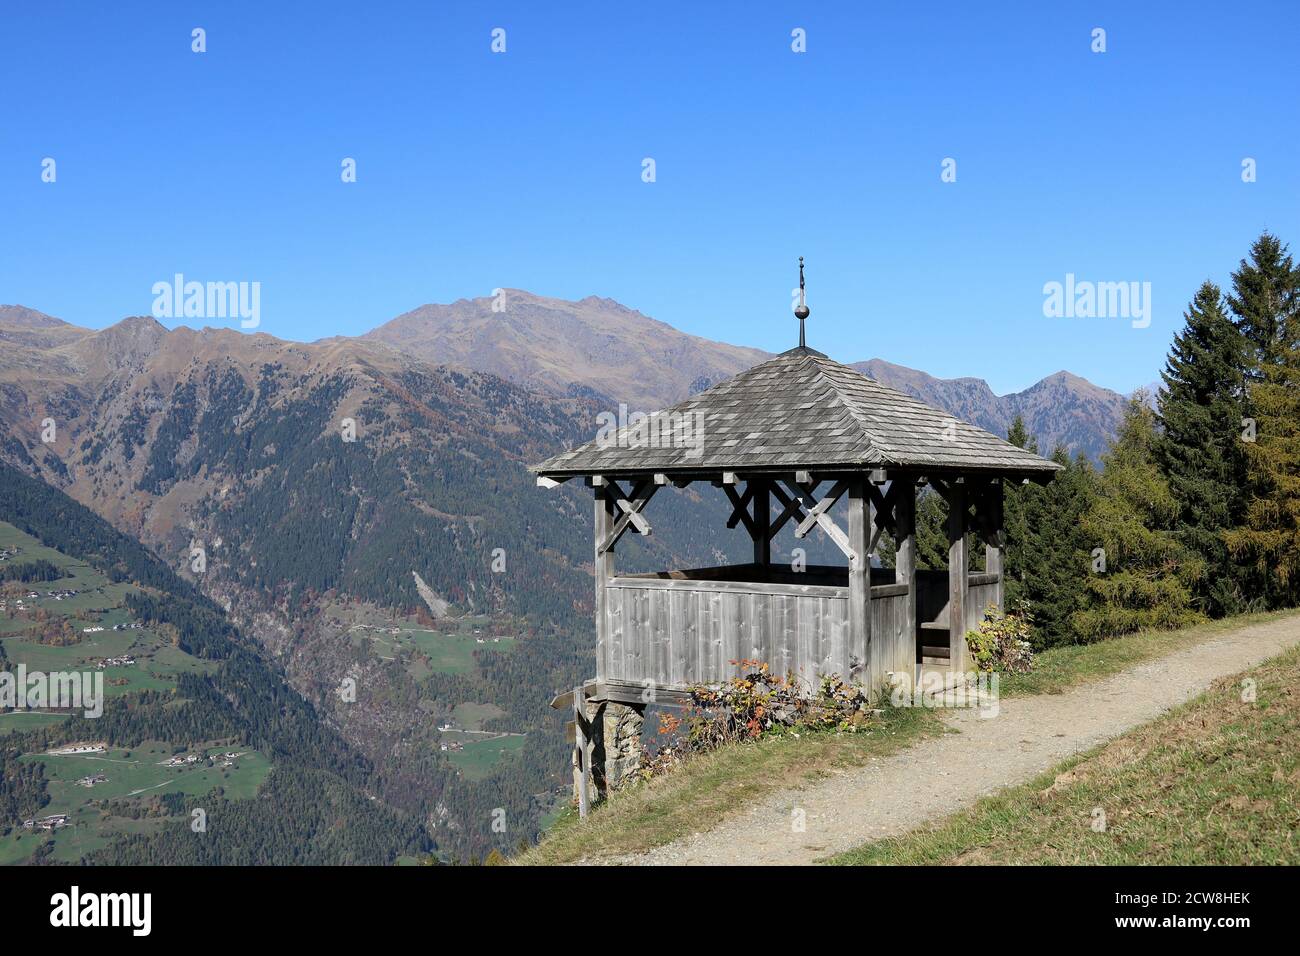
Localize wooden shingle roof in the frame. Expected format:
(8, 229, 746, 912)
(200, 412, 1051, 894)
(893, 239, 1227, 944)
(533, 347, 1061, 478)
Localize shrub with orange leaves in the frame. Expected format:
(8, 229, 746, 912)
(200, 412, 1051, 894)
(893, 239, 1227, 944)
(631, 660, 873, 784)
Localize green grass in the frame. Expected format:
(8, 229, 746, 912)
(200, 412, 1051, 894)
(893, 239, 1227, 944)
(0, 812, 170, 865)
(518, 609, 1300, 865)
(350, 616, 517, 677)
(829, 642, 1300, 865)
(1, 629, 217, 698)
(0, 742, 272, 865)
(2, 630, 136, 670)
(25, 742, 271, 808)
(1, 520, 217, 697)
(406, 631, 504, 674)
(0, 522, 80, 566)
(450, 701, 505, 731)
(516, 705, 941, 865)
(0, 522, 274, 865)
(448, 734, 526, 781)
(0, 712, 68, 735)
(1000, 608, 1300, 698)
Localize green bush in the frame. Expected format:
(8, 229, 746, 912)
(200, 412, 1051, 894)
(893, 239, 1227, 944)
(965, 601, 1036, 674)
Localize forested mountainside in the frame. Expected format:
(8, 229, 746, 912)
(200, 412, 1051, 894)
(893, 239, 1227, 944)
(0, 311, 753, 860)
(0, 294, 1128, 860)
(850, 361, 1128, 462)
(0, 461, 427, 864)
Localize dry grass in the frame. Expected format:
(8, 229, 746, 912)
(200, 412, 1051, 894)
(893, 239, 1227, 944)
(997, 608, 1300, 698)
(829, 643, 1300, 865)
(520, 609, 1300, 866)
(514, 705, 942, 866)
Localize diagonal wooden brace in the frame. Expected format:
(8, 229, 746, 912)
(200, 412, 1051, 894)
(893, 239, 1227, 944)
(865, 480, 902, 552)
(598, 479, 657, 553)
(769, 480, 814, 539)
(722, 484, 757, 536)
(794, 479, 848, 538)
(772, 479, 857, 566)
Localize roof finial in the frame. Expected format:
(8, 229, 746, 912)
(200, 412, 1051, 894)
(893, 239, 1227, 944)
(794, 256, 810, 348)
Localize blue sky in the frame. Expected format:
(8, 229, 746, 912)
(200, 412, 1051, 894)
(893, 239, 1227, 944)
(1, 1, 1296, 394)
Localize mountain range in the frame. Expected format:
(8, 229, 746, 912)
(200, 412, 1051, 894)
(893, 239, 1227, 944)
(362, 291, 1131, 460)
(0, 292, 1133, 860)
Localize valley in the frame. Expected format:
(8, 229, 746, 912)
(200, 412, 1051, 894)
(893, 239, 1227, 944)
(0, 463, 426, 865)
(0, 515, 273, 864)
(0, 293, 1130, 862)
(1, 521, 217, 701)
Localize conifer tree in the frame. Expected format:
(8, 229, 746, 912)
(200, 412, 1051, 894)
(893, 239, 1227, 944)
(1073, 397, 1204, 639)
(1002, 423, 1095, 647)
(914, 487, 957, 571)
(1002, 417, 1038, 595)
(1224, 237, 1300, 605)
(1154, 282, 1251, 615)
(1226, 232, 1300, 371)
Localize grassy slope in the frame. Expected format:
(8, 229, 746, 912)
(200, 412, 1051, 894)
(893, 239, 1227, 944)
(0, 520, 217, 702)
(830, 642, 1300, 865)
(0, 744, 271, 865)
(519, 706, 942, 865)
(997, 609, 1299, 699)
(519, 609, 1300, 865)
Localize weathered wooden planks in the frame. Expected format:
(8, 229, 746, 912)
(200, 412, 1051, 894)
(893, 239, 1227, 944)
(965, 577, 1001, 638)
(847, 478, 871, 686)
(869, 588, 913, 686)
(945, 481, 969, 672)
(594, 488, 615, 682)
(603, 578, 852, 688)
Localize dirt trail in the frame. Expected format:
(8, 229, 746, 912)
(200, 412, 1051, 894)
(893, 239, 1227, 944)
(616, 615, 1300, 866)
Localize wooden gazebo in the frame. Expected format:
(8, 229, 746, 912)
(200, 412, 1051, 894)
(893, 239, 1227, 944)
(533, 282, 1059, 799)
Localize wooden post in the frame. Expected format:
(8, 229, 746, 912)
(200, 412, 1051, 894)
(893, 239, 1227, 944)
(750, 477, 770, 566)
(847, 477, 871, 685)
(572, 688, 590, 819)
(946, 480, 968, 672)
(986, 479, 1005, 612)
(894, 478, 917, 677)
(594, 485, 615, 683)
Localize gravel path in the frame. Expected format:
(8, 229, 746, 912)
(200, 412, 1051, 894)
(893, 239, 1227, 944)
(616, 615, 1300, 866)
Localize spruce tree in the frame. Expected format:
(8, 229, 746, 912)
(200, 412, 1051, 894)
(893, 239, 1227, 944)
(914, 487, 953, 571)
(1073, 397, 1204, 639)
(1003, 417, 1096, 647)
(1225, 301, 1300, 607)
(1002, 417, 1038, 594)
(1154, 282, 1251, 615)
(1226, 232, 1300, 370)
(1223, 232, 1300, 607)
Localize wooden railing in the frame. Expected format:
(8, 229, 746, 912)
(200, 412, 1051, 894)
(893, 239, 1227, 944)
(600, 565, 909, 689)
(598, 563, 1000, 687)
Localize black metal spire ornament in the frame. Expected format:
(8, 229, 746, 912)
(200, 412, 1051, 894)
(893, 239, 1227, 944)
(794, 256, 810, 348)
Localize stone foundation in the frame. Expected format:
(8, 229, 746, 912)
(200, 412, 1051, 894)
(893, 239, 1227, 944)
(576, 699, 645, 803)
